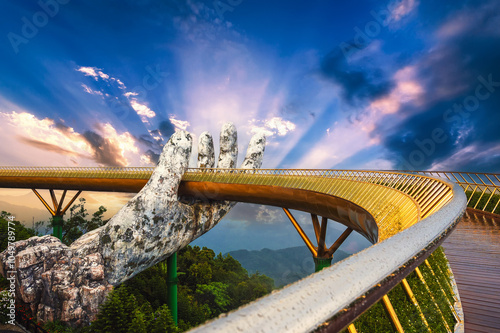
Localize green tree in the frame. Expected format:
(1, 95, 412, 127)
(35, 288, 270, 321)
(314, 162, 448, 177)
(90, 286, 138, 333)
(0, 211, 34, 252)
(125, 264, 169, 309)
(128, 309, 147, 333)
(177, 286, 210, 330)
(195, 282, 231, 316)
(43, 198, 109, 245)
(149, 305, 178, 333)
(88, 245, 275, 332)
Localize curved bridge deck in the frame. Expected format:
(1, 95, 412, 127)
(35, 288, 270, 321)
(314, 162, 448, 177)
(3, 167, 499, 331)
(443, 209, 500, 333)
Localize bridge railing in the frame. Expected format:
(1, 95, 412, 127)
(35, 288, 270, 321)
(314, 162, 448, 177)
(0, 166, 155, 179)
(401, 171, 500, 215)
(185, 170, 466, 332)
(0, 166, 487, 331)
(183, 168, 454, 242)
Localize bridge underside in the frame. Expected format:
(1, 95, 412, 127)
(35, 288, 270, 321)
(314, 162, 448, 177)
(179, 181, 378, 244)
(0, 176, 146, 192)
(0, 175, 379, 243)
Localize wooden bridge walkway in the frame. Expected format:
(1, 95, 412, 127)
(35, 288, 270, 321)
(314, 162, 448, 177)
(443, 209, 500, 333)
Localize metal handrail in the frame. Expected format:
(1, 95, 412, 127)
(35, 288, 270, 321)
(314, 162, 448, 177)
(398, 170, 500, 214)
(188, 179, 466, 332)
(0, 166, 154, 179)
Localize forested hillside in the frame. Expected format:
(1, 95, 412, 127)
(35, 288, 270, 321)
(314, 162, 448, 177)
(229, 246, 350, 287)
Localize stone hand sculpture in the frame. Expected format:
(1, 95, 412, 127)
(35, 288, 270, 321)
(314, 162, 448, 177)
(0, 123, 266, 326)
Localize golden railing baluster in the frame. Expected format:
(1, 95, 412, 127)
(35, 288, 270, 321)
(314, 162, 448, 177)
(467, 185, 478, 205)
(401, 278, 432, 332)
(424, 260, 460, 323)
(414, 267, 452, 332)
(382, 295, 404, 333)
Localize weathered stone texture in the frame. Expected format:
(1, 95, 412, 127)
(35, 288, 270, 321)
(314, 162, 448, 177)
(197, 131, 215, 168)
(0, 123, 265, 327)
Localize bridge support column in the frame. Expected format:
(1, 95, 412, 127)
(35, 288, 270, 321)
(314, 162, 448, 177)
(32, 189, 82, 241)
(52, 215, 63, 240)
(283, 208, 353, 273)
(313, 257, 333, 272)
(167, 252, 178, 326)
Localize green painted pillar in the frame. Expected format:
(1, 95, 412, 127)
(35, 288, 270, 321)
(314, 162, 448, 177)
(167, 252, 178, 325)
(314, 257, 333, 272)
(52, 215, 63, 240)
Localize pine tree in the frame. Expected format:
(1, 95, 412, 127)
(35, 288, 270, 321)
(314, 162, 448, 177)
(90, 286, 138, 333)
(128, 309, 147, 333)
(149, 305, 178, 333)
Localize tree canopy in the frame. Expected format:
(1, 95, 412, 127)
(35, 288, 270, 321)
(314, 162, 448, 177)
(0, 211, 34, 252)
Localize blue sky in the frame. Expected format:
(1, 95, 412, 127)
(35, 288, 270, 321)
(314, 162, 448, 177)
(1, 0, 499, 252)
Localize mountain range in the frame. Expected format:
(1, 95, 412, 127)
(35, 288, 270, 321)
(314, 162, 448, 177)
(227, 245, 351, 287)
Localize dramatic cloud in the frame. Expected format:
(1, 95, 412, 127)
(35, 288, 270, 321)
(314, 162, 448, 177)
(169, 116, 190, 131)
(224, 204, 287, 226)
(129, 100, 156, 119)
(81, 84, 104, 96)
(76, 67, 157, 126)
(140, 150, 160, 166)
(320, 44, 393, 107)
(389, 0, 419, 23)
(1, 111, 140, 167)
(76, 66, 110, 81)
(18, 137, 85, 158)
(255, 206, 283, 224)
(429, 143, 500, 173)
(1, 111, 92, 155)
(368, 66, 423, 115)
(250, 117, 296, 137)
(378, 0, 500, 171)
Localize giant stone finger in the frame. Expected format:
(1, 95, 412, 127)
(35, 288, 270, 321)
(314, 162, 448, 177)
(217, 122, 238, 168)
(198, 131, 215, 168)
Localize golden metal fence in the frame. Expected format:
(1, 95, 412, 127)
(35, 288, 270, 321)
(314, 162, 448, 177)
(403, 171, 500, 215)
(1, 167, 491, 215)
(183, 168, 453, 241)
(0, 166, 154, 179)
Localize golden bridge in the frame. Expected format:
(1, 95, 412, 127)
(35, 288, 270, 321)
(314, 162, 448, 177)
(0, 167, 499, 332)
